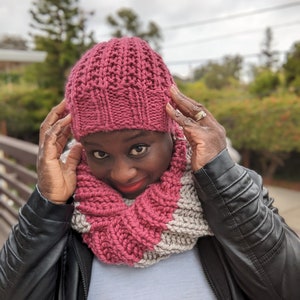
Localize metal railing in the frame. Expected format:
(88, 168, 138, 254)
(0, 135, 38, 231)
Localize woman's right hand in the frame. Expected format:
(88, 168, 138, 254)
(37, 100, 82, 204)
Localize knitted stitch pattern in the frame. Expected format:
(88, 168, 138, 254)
(72, 129, 213, 268)
(65, 37, 175, 141)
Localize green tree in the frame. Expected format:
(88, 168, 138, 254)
(283, 42, 300, 95)
(259, 27, 279, 71)
(29, 0, 95, 95)
(106, 8, 162, 51)
(248, 27, 280, 97)
(193, 55, 243, 89)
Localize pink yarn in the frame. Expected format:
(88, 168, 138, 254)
(65, 37, 176, 140)
(68, 37, 213, 267)
(74, 128, 186, 266)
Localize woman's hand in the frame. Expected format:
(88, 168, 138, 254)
(37, 100, 82, 204)
(166, 86, 227, 171)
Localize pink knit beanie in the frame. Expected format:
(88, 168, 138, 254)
(65, 37, 176, 140)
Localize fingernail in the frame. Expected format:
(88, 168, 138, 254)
(175, 109, 182, 118)
(170, 84, 179, 94)
(166, 102, 172, 108)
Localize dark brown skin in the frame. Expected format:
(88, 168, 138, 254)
(166, 85, 226, 171)
(37, 86, 227, 204)
(37, 100, 82, 204)
(81, 130, 173, 199)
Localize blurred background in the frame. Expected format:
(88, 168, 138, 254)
(0, 0, 300, 186)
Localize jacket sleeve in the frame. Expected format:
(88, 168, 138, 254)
(193, 149, 300, 300)
(0, 188, 74, 300)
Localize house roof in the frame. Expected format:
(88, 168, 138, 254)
(0, 49, 46, 71)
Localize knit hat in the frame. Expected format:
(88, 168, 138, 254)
(65, 37, 176, 140)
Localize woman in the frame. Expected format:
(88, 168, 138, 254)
(1, 37, 299, 300)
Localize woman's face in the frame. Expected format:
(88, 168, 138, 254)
(81, 130, 174, 199)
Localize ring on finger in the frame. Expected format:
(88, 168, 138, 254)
(194, 110, 207, 121)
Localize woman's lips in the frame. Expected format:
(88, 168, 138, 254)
(114, 179, 147, 195)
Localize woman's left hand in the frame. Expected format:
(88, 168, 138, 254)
(166, 85, 227, 171)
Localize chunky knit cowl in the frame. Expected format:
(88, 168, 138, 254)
(71, 129, 213, 268)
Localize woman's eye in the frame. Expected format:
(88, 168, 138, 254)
(92, 151, 108, 159)
(130, 144, 148, 156)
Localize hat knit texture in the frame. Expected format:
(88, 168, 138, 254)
(65, 37, 175, 140)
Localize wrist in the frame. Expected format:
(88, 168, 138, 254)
(36, 185, 69, 205)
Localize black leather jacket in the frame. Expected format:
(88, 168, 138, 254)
(1, 150, 300, 300)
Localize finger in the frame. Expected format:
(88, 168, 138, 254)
(39, 100, 67, 145)
(166, 102, 214, 159)
(55, 124, 72, 158)
(169, 86, 205, 118)
(166, 102, 196, 128)
(46, 113, 72, 144)
(170, 86, 221, 126)
(41, 114, 72, 160)
(64, 142, 83, 172)
(170, 85, 216, 122)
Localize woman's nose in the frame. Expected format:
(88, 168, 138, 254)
(109, 158, 137, 184)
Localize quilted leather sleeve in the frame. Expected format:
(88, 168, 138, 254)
(193, 149, 300, 300)
(0, 188, 74, 300)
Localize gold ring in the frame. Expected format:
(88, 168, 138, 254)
(194, 110, 207, 121)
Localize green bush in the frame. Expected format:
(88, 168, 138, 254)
(0, 85, 59, 143)
(249, 70, 280, 98)
(210, 95, 300, 153)
(0, 72, 21, 84)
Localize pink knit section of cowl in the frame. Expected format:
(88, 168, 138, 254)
(73, 130, 187, 266)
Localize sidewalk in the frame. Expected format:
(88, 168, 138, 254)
(267, 185, 300, 236)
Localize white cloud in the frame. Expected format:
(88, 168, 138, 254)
(0, 0, 299, 77)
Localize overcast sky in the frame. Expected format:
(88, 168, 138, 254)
(0, 0, 300, 78)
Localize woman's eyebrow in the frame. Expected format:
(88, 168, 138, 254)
(82, 141, 101, 146)
(82, 131, 151, 146)
(123, 131, 150, 142)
